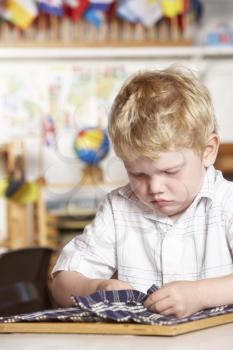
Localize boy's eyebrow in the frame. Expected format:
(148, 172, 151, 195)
(160, 160, 185, 171)
(126, 160, 185, 172)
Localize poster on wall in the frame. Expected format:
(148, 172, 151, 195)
(0, 61, 136, 210)
(0, 62, 128, 139)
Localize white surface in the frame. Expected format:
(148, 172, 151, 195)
(1, 323, 233, 350)
(1, 46, 233, 59)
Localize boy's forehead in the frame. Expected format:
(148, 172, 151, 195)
(124, 149, 193, 170)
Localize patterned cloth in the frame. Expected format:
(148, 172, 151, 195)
(1, 284, 233, 325)
(52, 166, 233, 293)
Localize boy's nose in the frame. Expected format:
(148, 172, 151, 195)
(149, 175, 164, 194)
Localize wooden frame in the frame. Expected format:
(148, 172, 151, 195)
(0, 312, 233, 336)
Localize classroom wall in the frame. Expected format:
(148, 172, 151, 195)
(0, 57, 233, 190)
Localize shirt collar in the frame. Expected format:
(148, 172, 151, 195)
(195, 165, 218, 202)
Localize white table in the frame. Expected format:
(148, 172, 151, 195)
(1, 323, 233, 350)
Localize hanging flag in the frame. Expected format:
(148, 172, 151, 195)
(117, 0, 139, 23)
(1, 0, 38, 29)
(177, 1, 189, 33)
(88, 0, 114, 12)
(37, 0, 64, 16)
(84, 1, 114, 27)
(126, 0, 163, 27)
(182, 0, 189, 13)
(190, 0, 203, 22)
(105, 1, 116, 20)
(63, 0, 89, 21)
(160, 0, 183, 18)
(84, 9, 105, 27)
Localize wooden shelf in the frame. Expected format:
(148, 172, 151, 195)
(0, 46, 232, 60)
(0, 39, 192, 49)
(0, 15, 193, 50)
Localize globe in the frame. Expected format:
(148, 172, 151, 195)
(74, 127, 110, 165)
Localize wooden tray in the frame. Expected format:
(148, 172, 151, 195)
(0, 312, 233, 336)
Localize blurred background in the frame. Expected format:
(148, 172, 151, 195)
(0, 0, 233, 253)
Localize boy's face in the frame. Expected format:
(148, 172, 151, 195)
(124, 149, 207, 221)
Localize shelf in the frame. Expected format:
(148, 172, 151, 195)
(0, 46, 233, 60)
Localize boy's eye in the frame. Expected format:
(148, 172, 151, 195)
(130, 173, 146, 178)
(164, 169, 179, 175)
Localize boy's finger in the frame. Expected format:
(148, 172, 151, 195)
(159, 307, 175, 317)
(150, 297, 173, 314)
(144, 288, 169, 307)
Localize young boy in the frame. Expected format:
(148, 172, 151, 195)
(52, 67, 233, 319)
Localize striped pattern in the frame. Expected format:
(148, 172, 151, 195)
(0, 285, 233, 325)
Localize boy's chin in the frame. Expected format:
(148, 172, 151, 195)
(148, 202, 185, 220)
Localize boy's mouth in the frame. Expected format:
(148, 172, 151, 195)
(151, 199, 171, 207)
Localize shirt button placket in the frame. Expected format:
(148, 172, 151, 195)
(159, 223, 172, 286)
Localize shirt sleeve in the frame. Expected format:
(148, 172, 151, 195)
(223, 189, 233, 253)
(52, 194, 117, 279)
(226, 215, 233, 252)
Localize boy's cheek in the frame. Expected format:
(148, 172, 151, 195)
(129, 183, 143, 195)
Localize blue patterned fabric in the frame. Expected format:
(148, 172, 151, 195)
(0, 284, 233, 325)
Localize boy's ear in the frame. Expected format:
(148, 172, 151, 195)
(203, 134, 220, 167)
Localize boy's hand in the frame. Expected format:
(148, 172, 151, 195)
(143, 280, 203, 319)
(97, 279, 133, 291)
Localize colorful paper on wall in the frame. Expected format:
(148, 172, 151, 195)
(1, 0, 38, 29)
(43, 115, 56, 147)
(63, 0, 89, 21)
(126, 0, 163, 27)
(37, 0, 64, 16)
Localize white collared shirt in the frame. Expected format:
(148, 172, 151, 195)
(52, 166, 233, 293)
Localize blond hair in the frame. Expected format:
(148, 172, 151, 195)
(108, 66, 217, 160)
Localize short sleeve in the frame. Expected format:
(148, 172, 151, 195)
(52, 195, 117, 279)
(226, 214, 233, 252)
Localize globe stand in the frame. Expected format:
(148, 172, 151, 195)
(79, 164, 103, 186)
